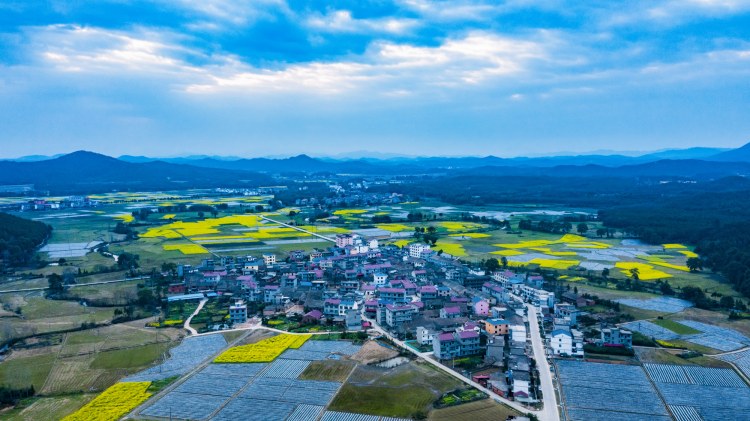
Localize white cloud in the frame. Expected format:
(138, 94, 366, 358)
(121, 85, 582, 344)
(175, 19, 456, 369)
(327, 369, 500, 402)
(187, 31, 553, 94)
(397, 0, 500, 21)
(601, 0, 750, 28)
(305, 10, 419, 35)
(33, 25, 203, 76)
(163, 0, 290, 27)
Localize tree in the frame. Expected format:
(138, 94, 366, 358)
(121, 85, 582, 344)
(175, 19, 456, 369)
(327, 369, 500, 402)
(602, 267, 610, 278)
(596, 228, 606, 237)
(720, 295, 735, 309)
(117, 252, 140, 270)
(47, 273, 64, 292)
(501, 256, 508, 269)
(660, 281, 675, 296)
(629, 267, 640, 281)
(577, 223, 589, 234)
(686, 257, 703, 272)
(485, 258, 500, 272)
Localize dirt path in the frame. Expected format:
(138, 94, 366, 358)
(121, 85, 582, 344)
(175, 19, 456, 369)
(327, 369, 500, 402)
(184, 298, 207, 335)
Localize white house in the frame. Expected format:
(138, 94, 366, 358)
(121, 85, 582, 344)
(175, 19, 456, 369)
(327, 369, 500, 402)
(409, 243, 430, 258)
(262, 253, 276, 265)
(550, 328, 584, 357)
(416, 326, 435, 345)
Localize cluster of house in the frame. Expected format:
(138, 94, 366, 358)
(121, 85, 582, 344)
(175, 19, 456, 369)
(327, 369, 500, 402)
(1, 195, 98, 211)
(163, 231, 631, 403)
(293, 190, 404, 207)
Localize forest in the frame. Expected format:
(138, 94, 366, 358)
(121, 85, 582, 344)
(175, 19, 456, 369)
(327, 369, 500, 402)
(0, 212, 52, 267)
(600, 191, 750, 298)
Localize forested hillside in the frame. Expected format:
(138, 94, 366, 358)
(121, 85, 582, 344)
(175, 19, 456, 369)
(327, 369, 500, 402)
(0, 212, 51, 266)
(600, 192, 750, 298)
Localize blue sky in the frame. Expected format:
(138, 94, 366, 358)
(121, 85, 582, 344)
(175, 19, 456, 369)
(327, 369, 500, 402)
(1, 0, 749, 158)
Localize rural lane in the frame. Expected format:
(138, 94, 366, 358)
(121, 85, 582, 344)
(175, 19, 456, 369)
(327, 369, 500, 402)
(184, 298, 207, 335)
(0, 275, 149, 294)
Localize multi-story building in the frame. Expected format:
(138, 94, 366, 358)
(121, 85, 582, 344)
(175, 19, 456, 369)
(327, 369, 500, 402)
(229, 300, 248, 324)
(382, 304, 416, 328)
(483, 318, 510, 336)
(600, 327, 633, 348)
(409, 243, 430, 258)
(378, 287, 406, 303)
(335, 234, 355, 248)
(433, 331, 481, 359)
(262, 253, 276, 265)
(416, 326, 435, 345)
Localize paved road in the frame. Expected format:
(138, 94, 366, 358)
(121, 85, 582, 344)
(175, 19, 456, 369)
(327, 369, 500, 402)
(184, 298, 207, 335)
(0, 275, 149, 294)
(525, 301, 561, 421)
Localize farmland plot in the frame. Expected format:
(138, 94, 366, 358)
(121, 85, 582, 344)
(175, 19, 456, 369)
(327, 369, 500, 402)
(141, 391, 229, 420)
(556, 360, 670, 420)
(677, 320, 750, 352)
(617, 297, 693, 313)
(621, 320, 681, 340)
(124, 334, 227, 382)
(136, 341, 365, 420)
(716, 348, 750, 379)
(644, 363, 750, 421)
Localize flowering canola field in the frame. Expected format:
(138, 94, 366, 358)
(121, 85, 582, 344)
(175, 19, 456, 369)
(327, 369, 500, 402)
(214, 334, 311, 363)
(163, 244, 209, 255)
(62, 381, 152, 421)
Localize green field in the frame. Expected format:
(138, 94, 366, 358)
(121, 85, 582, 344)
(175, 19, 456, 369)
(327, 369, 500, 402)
(652, 319, 702, 335)
(329, 361, 462, 418)
(428, 399, 521, 421)
(0, 353, 56, 390)
(90, 342, 170, 370)
(2, 393, 95, 421)
(299, 360, 355, 382)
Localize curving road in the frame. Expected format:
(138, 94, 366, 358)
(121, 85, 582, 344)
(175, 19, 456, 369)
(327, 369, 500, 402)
(184, 298, 207, 335)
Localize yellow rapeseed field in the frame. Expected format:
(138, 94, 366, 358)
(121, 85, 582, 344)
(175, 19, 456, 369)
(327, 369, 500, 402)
(679, 250, 699, 258)
(62, 381, 152, 421)
(163, 244, 209, 255)
(490, 249, 525, 256)
(439, 221, 484, 232)
(615, 262, 672, 280)
(214, 334, 311, 363)
(434, 242, 466, 257)
(392, 239, 410, 248)
(333, 209, 368, 215)
(663, 243, 687, 249)
(376, 224, 412, 232)
(527, 258, 580, 270)
(449, 233, 490, 238)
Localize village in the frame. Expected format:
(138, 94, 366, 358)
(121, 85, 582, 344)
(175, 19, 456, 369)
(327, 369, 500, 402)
(161, 229, 635, 412)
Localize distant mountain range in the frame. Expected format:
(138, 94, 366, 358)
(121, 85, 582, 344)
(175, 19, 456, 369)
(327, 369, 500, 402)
(0, 151, 272, 194)
(1, 142, 749, 194)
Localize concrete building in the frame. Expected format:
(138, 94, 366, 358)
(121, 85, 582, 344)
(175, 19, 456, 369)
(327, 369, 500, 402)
(600, 327, 633, 348)
(416, 326, 435, 345)
(229, 300, 248, 324)
(433, 331, 481, 360)
(382, 304, 416, 328)
(409, 243, 430, 258)
(483, 318, 510, 336)
(262, 253, 276, 265)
